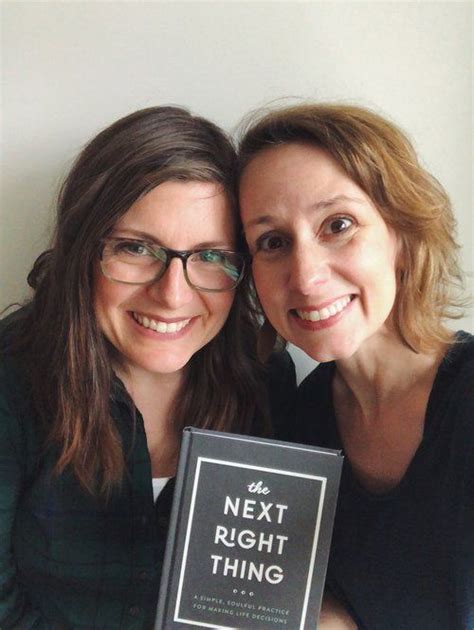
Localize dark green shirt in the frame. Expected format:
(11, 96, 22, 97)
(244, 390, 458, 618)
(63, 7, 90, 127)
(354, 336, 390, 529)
(0, 341, 296, 629)
(0, 351, 174, 629)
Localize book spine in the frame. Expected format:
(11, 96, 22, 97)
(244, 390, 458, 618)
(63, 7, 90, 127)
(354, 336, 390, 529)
(155, 427, 193, 627)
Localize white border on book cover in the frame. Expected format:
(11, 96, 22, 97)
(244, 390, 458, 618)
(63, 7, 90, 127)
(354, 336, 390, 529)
(174, 457, 327, 629)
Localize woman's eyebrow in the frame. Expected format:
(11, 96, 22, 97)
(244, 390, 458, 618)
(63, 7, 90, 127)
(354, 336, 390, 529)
(244, 195, 366, 229)
(109, 229, 232, 249)
(110, 228, 162, 244)
(243, 215, 275, 229)
(312, 194, 366, 210)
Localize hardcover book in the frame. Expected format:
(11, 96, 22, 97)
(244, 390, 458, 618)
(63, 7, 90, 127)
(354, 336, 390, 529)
(156, 428, 343, 629)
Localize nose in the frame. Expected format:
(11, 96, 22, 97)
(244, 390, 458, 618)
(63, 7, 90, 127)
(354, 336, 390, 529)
(146, 258, 194, 308)
(288, 242, 330, 294)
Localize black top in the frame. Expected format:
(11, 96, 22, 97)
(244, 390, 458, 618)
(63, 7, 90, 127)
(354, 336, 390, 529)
(292, 333, 474, 630)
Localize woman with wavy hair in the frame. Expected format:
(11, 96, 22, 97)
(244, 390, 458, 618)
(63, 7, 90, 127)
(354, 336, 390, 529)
(238, 103, 472, 629)
(0, 106, 295, 628)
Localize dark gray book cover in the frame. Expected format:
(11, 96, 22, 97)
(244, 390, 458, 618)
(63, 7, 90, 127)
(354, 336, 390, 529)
(156, 428, 343, 629)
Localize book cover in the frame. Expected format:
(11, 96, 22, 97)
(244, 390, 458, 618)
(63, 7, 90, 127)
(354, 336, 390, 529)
(156, 428, 343, 629)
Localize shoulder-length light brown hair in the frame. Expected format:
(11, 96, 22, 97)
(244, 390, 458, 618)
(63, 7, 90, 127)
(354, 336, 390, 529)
(5, 106, 268, 495)
(238, 103, 467, 353)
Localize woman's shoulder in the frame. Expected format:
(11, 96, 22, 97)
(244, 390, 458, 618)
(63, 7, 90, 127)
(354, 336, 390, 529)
(439, 330, 474, 389)
(432, 331, 474, 448)
(0, 306, 34, 410)
(0, 303, 30, 347)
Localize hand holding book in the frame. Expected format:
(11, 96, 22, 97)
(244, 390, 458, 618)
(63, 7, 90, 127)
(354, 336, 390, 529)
(318, 593, 358, 630)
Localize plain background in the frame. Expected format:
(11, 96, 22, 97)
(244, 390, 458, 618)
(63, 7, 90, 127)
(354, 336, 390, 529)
(1, 1, 472, 382)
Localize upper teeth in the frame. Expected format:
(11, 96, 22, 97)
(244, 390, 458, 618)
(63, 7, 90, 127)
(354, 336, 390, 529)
(296, 296, 351, 322)
(133, 312, 191, 333)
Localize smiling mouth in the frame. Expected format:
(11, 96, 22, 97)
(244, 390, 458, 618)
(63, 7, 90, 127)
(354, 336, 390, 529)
(132, 312, 192, 333)
(295, 295, 353, 322)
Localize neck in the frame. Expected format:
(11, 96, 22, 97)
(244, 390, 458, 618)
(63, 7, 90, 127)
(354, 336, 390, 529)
(114, 363, 185, 478)
(115, 363, 185, 425)
(117, 361, 184, 389)
(333, 330, 445, 419)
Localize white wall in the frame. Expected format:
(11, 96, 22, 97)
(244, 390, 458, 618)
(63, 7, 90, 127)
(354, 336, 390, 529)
(2, 1, 472, 381)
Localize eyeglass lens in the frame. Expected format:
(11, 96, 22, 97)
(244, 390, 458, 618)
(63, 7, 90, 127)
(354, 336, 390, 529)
(101, 239, 243, 291)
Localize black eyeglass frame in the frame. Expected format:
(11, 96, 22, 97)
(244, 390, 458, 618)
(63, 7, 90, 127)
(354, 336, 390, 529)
(99, 237, 248, 293)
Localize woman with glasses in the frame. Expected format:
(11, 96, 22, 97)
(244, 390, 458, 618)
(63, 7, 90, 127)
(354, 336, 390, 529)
(238, 103, 473, 629)
(0, 107, 295, 629)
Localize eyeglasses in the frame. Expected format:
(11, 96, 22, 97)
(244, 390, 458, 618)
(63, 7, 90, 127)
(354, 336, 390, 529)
(99, 238, 246, 292)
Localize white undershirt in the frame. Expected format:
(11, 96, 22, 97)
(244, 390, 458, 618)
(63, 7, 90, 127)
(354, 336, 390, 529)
(152, 477, 170, 502)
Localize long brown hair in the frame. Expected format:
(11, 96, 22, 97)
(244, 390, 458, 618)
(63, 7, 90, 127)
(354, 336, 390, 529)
(4, 106, 268, 494)
(238, 103, 467, 353)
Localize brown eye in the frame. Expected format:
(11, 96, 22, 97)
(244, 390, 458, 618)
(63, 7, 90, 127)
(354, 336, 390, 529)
(267, 236, 284, 250)
(326, 217, 353, 234)
(117, 241, 149, 256)
(256, 233, 290, 253)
